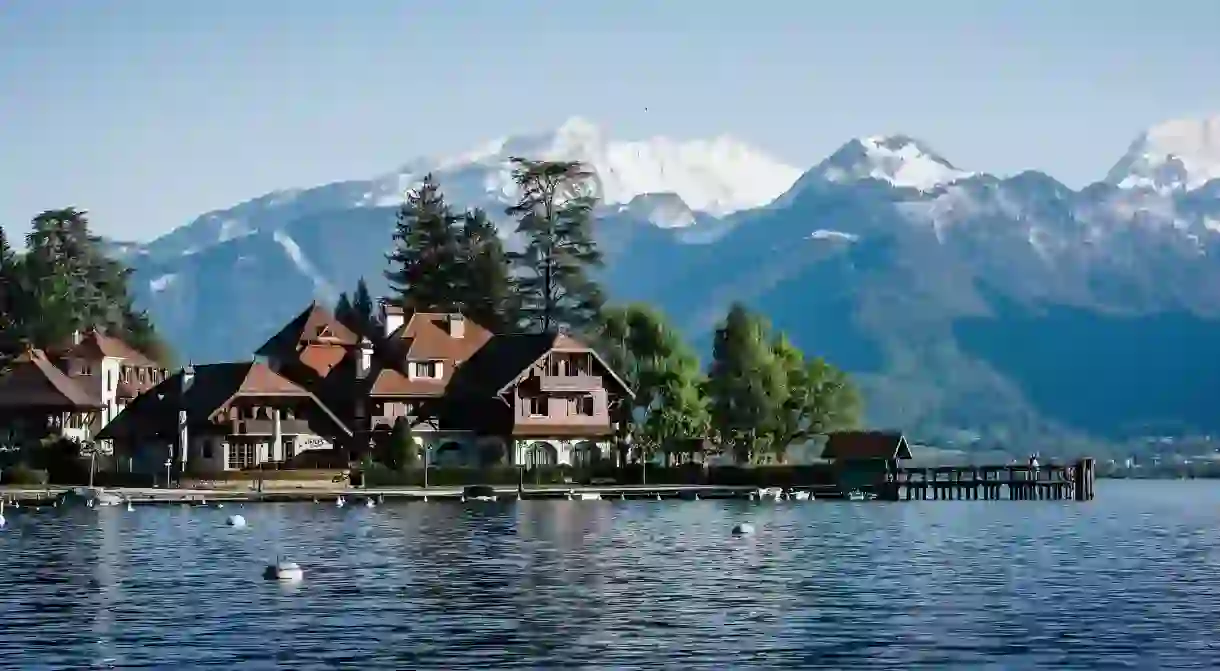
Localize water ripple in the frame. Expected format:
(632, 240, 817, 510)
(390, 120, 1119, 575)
(1, 481, 1218, 668)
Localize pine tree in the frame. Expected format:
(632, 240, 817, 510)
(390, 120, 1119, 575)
(384, 174, 463, 313)
(352, 277, 377, 334)
(505, 158, 604, 334)
(6, 208, 172, 362)
(457, 208, 514, 331)
(334, 292, 355, 329)
(706, 303, 787, 464)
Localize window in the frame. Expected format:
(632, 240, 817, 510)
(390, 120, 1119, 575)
(528, 396, 548, 417)
(284, 438, 296, 462)
(411, 361, 440, 379)
(228, 443, 256, 470)
(574, 395, 595, 417)
(77, 360, 92, 376)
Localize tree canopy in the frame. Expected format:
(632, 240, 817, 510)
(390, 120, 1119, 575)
(0, 209, 171, 365)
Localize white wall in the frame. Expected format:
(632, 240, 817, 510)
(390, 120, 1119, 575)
(513, 438, 609, 466)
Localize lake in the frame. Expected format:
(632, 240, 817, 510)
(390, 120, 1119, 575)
(1, 480, 1218, 669)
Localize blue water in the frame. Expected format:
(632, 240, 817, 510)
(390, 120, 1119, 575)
(1, 480, 1218, 669)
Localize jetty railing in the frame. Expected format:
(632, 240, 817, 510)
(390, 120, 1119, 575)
(886, 458, 1096, 501)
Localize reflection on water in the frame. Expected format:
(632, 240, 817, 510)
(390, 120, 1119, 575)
(1, 481, 1219, 669)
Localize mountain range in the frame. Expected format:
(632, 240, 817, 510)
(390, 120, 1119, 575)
(115, 114, 1220, 452)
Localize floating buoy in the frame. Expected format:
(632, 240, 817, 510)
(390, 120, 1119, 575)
(732, 523, 755, 535)
(264, 561, 303, 582)
(227, 514, 247, 528)
(336, 496, 345, 508)
(216, 503, 224, 509)
(654, 494, 661, 501)
(365, 498, 375, 508)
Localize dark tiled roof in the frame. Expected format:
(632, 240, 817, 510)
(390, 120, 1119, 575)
(254, 302, 358, 358)
(98, 361, 350, 440)
(58, 329, 160, 367)
(0, 348, 101, 410)
(821, 431, 912, 460)
(449, 331, 634, 400)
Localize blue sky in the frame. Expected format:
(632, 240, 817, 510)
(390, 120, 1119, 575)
(2, 0, 1219, 241)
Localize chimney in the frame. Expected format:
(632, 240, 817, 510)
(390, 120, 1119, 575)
(357, 337, 373, 379)
(447, 313, 465, 339)
(380, 298, 405, 337)
(181, 363, 196, 395)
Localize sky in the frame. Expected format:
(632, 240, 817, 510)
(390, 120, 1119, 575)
(2, 0, 1219, 242)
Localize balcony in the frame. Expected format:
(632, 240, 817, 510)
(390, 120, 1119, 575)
(229, 419, 312, 436)
(538, 374, 601, 393)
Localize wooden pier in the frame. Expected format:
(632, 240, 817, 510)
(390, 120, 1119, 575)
(885, 458, 1096, 501)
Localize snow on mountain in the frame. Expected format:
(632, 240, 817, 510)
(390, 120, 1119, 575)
(1106, 116, 1220, 193)
(812, 135, 973, 191)
(147, 117, 801, 260)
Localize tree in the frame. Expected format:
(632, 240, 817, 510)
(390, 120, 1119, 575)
(506, 158, 604, 333)
(384, 174, 463, 313)
(351, 278, 377, 334)
(334, 292, 355, 329)
(706, 303, 787, 464)
(764, 336, 862, 463)
(594, 304, 711, 466)
(0, 209, 172, 363)
(387, 417, 417, 471)
(456, 208, 515, 331)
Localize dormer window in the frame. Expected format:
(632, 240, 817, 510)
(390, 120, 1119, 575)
(409, 361, 442, 380)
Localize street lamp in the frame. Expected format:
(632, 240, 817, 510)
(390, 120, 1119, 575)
(164, 458, 172, 489)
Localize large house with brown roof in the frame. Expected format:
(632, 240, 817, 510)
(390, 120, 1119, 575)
(0, 329, 169, 450)
(252, 300, 634, 470)
(97, 361, 351, 474)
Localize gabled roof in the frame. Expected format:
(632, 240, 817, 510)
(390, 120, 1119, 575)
(97, 361, 351, 440)
(385, 312, 493, 363)
(821, 431, 913, 460)
(254, 302, 359, 358)
(54, 329, 161, 367)
(0, 348, 101, 411)
(449, 331, 634, 400)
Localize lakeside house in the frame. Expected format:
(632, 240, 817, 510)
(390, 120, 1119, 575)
(94, 300, 634, 475)
(0, 330, 169, 451)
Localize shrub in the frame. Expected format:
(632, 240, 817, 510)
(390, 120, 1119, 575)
(1, 464, 49, 485)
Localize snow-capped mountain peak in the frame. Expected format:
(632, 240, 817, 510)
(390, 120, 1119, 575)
(367, 116, 801, 219)
(1106, 115, 1220, 193)
(813, 134, 973, 191)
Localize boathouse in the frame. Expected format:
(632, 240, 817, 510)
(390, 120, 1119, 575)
(820, 430, 913, 495)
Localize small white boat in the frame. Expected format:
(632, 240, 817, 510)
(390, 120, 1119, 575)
(845, 490, 876, 501)
(755, 487, 784, 500)
(462, 486, 498, 502)
(577, 492, 602, 501)
(788, 490, 812, 501)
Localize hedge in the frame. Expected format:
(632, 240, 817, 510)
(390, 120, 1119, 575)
(0, 464, 49, 486)
(357, 464, 841, 488)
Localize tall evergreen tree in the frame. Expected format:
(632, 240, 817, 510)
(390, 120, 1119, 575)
(706, 303, 787, 464)
(384, 174, 463, 312)
(351, 277, 377, 334)
(505, 158, 603, 333)
(334, 292, 355, 329)
(457, 208, 515, 331)
(3, 208, 172, 362)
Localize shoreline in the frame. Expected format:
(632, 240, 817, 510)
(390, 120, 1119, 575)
(0, 483, 845, 504)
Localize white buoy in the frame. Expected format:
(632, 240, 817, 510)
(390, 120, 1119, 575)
(654, 494, 661, 501)
(227, 514, 247, 528)
(216, 503, 224, 509)
(365, 498, 375, 508)
(732, 522, 755, 535)
(422, 495, 428, 502)
(336, 496, 345, 508)
(264, 561, 303, 582)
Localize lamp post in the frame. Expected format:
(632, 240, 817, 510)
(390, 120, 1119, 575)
(163, 458, 172, 489)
